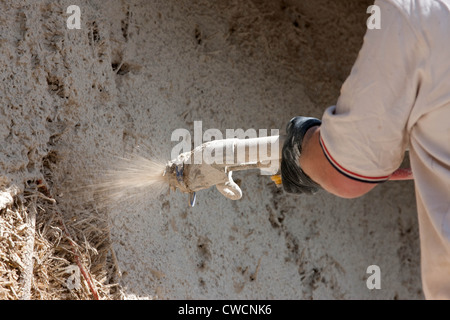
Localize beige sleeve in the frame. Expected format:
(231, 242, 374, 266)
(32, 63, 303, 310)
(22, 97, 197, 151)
(319, 0, 423, 182)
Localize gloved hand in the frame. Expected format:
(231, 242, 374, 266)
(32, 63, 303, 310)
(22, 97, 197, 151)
(281, 116, 322, 195)
(167, 143, 242, 201)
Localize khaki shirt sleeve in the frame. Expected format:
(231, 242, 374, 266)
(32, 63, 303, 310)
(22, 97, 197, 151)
(319, 0, 423, 182)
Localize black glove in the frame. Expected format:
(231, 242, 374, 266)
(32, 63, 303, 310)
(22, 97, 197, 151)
(281, 116, 322, 195)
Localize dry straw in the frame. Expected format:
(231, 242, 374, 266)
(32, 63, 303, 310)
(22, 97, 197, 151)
(0, 178, 122, 300)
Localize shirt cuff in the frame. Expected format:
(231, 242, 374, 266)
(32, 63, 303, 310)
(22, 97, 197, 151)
(319, 134, 391, 183)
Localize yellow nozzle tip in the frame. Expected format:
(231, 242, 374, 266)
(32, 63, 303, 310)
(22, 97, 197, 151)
(271, 175, 282, 185)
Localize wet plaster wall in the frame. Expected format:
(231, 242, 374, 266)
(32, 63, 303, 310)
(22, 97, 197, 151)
(0, 0, 423, 299)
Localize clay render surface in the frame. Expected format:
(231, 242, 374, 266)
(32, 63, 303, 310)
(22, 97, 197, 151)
(0, 0, 423, 299)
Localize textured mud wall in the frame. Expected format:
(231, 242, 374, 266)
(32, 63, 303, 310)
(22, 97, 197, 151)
(0, 0, 423, 299)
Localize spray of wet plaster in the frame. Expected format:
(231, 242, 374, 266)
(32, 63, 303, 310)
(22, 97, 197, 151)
(0, 0, 423, 299)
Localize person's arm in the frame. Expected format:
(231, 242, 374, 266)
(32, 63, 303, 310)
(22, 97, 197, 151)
(299, 126, 377, 199)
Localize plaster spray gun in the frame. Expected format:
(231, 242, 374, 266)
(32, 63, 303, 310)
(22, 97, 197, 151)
(163, 130, 413, 207)
(164, 134, 284, 207)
